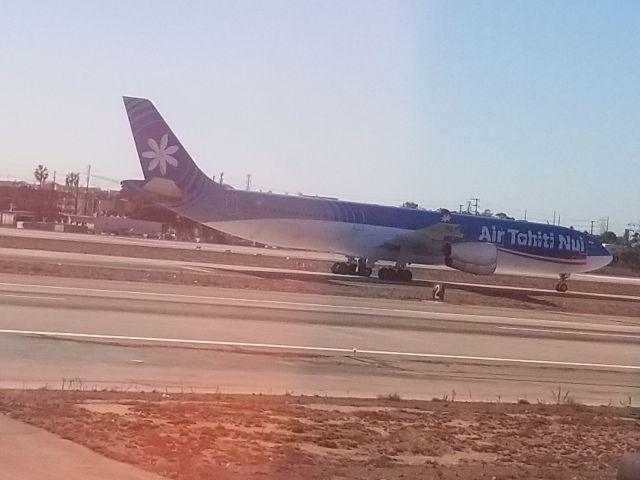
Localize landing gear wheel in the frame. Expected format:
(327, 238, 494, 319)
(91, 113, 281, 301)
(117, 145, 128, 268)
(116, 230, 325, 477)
(398, 269, 412, 282)
(358, 267, 373, 277)
(555, 273, 570, 292)
(378, 267, 391, 281)
(331, 262, 356, 275)
(378, 268, 412, 282)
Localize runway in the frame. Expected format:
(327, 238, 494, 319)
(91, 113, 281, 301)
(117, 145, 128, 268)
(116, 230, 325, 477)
(0, 273, 638, 404)
(1, 246, 639, 303)
(2, 227, 640, 286)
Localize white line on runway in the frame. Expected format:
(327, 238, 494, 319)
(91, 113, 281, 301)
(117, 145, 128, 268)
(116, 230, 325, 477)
(0, 293, 65, 301)
(498, 326, 640, 339)
(182, 266, 217, 274)
(1, 328, 639, 371)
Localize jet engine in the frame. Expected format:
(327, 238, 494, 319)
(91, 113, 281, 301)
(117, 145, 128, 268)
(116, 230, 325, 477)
(444, 242, 498, 275)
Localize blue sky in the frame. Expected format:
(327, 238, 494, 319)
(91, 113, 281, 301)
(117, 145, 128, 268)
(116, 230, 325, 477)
(1, 0, 638, 233)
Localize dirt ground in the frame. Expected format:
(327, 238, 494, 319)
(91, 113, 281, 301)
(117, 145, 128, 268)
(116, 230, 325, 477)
(1, 390, 638, 480)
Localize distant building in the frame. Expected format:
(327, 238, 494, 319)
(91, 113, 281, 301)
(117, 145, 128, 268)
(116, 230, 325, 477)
(93, 216, 164, 237)
(0, 180, 134, 219)
(0, 184, 55, 219)
(0, 210, 36, 226)
(0, 180, 30, 188)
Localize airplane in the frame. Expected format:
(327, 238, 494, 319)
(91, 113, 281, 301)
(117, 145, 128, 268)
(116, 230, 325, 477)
(121, 97, 613, 293)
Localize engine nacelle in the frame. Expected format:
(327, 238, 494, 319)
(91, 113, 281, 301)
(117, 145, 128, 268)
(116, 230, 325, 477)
(444, 242, 498, 275)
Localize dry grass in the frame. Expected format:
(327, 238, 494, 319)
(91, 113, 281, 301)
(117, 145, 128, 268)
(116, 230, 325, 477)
(1, 389, 638, 480)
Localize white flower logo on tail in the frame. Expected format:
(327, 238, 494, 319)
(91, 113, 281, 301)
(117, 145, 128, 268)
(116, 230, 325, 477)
(142, 134, 179, 175)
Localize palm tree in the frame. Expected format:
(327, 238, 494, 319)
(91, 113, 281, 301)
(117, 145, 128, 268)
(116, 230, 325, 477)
(65, 172, 81, 215)
(65, 172, 80, 188)
(34, 164, 49, 187)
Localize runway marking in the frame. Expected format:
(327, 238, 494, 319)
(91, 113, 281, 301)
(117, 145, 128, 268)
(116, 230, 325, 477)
(1, 328, 639, 371)
(498, 326, 640, 339)
(1, 281, 639, 334)
(0, 293, 65, 301)
(182, 266, 216, 274)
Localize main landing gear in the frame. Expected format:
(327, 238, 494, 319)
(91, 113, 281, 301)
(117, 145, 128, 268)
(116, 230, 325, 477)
(331, 258, 372, 277)
(378, 267, 413, 282)
(330, 258, 413, 283)
(555, 273, 570, 292)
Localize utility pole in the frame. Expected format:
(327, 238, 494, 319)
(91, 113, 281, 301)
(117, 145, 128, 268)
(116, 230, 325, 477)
(470, 198, 480, 216)
(552, 211, 556, 226)
(50, 170, 57, 220)
(606, 216, 610, 232)
(84, 164, 91, 216)
(524, 209, 527, 221)
(590, 220, 595, 235)
(557, 213, 560, 225)
(75, 178, 80, 216)
(245, 174, 252, 192)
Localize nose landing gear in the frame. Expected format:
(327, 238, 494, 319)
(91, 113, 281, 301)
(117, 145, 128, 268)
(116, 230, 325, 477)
(555, 273, 570, 292)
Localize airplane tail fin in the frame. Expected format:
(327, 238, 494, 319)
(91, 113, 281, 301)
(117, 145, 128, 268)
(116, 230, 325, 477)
(123, 97, 213, 197)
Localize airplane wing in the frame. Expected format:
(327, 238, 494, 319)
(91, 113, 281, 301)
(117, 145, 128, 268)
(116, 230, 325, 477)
(379, 222, 465, 258)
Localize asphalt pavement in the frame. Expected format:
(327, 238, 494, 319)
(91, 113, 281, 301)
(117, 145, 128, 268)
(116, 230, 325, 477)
(0, 273, 638, 405)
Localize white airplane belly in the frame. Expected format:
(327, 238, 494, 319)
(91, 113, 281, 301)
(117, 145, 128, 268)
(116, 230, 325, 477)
(495, 249, 594, 275)
(205, 218, 405, 257)
(205, 219, 609, 275)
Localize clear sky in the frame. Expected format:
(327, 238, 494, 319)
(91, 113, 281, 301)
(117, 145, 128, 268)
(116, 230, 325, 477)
(1, 0, 638, 233)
